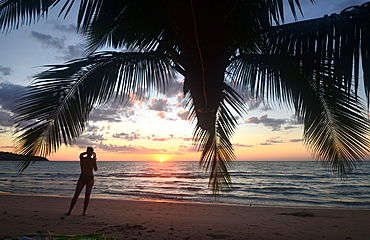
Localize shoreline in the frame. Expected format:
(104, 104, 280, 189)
(0, 191, 370, 210)
(2, 192, 369, 211)
(2, 161, 369, 211)
(1, 194, 370, 239)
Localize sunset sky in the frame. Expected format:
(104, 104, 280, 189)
(0, 0, 368, 161)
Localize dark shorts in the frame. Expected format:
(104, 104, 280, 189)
(79, 175, 94, 184)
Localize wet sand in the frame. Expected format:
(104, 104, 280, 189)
(1, 194, 369, 239)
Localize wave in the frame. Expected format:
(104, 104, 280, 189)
(1, 161, 369, 208)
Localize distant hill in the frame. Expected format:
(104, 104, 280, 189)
(0, 151, 48, 161)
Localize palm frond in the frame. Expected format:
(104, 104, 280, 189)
(0, 0, 60, 32)
(12, 51, 174, 170)
(228, 2, 370, 173)
(264, 2, 370, 100)
(233, 0, 315, 51)
(228, 53, 370, 173)
(190, 83, 246, 193)
(302, 80, 370, 173)
(263, 0, 311, 24)
(62, 0, 172, 53)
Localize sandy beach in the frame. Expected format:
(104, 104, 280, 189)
(0, 194, 369, 239)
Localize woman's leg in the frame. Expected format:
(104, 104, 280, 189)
(66, 179, 85, 215)
(83, 178, 94, 215)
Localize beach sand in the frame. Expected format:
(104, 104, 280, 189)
(0, 194, 369, 240)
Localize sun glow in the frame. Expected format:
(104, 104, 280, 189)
(158, 157, 166, 162)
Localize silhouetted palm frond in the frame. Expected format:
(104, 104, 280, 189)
(12, 51, 174, 170)
(189, 83, 246, 193)
(0, 0, 62, 32)
(229, 53, 370, 173)
(264, 2, 370, 98)
(75, 0, 173, 53)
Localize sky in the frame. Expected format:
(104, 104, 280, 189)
(0, 0, 368, 162)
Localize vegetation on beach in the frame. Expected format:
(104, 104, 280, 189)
(0, 151, 48, 161)
(1, 0, 370, 192)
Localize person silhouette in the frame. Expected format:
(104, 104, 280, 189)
(65, 147, 98, 216)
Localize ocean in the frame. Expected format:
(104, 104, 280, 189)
(0, 160, 369, 209)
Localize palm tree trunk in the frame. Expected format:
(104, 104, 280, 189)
(165, 0, 235, 130)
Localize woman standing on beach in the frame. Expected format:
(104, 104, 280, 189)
(65, 147, 98, 216)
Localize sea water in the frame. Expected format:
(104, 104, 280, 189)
(0, 161, 369, 208)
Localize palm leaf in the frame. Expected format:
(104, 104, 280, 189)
(0, 0, 61, 32)
(73, 0, 173, 53)
(263, 2, 370, 100)
(233, 0, 315, 51)
(228, 2, 370, 173)
(189, 83, 246, 193)
(12, 51, 174, 170)
(302, 82, 370, 173)
(228, 53, 370, 173)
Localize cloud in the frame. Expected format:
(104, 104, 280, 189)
(0, 145, 12, 148)
(78, 93, 138, 123)
(89, 107, 123, 122)
(234, 143, 254, 148)
(58, 43, 85, 61)
(176, 144, 196, 154)
(260, 104, 272, 111)
(247, 99, 263, 111)
(283, 115, 303, 130)
(175, 94, 187, 108)
(111, 132, 191, 143)
(284, 126, 297, 130)
(112, 131, 184, 142)
(133, 87, 150, 102)
(0, 82, 27, 130)
(73, 138, 94, 148)
(75, 130, 194, 155)
(97, 143, 168, 154)
(89, 100, 135, 123)
(74, 133, 107, 148)
(259, 142, 271, 145)
(228, 86, 271, 112)
(53, 23, 77, 33)
(147, 98, 170, 112)
(86, 124, 101, 133)
(259, 137, 283, 145)
(156, 111, 166, 119)
(152, 137, 168, 141)
(289, 139, 303, 143)
(152, 134, 175, 141)
(159, 80, 183, 98)
(0, 111, 12, 127)
(246, 98, 271, 111)
(30, 31, 65, 49)
(30, 31, 84, 61)
(0, 82, 25, 111)
(113, 132, 141, 141)
(177, 110, 189, 121)
(81, 98, 136, 123)
(0, 83, 136, 131)
(181, 137, 192, 141)
(0, 83, 42, 132)
(246, 115, 286, 131)
(0, 66, 11, 77)
(82, 133, 106, 141)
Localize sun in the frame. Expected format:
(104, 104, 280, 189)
(158, 157, 166, 162)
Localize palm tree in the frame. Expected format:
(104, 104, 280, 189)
(1, 0, 370, 193)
